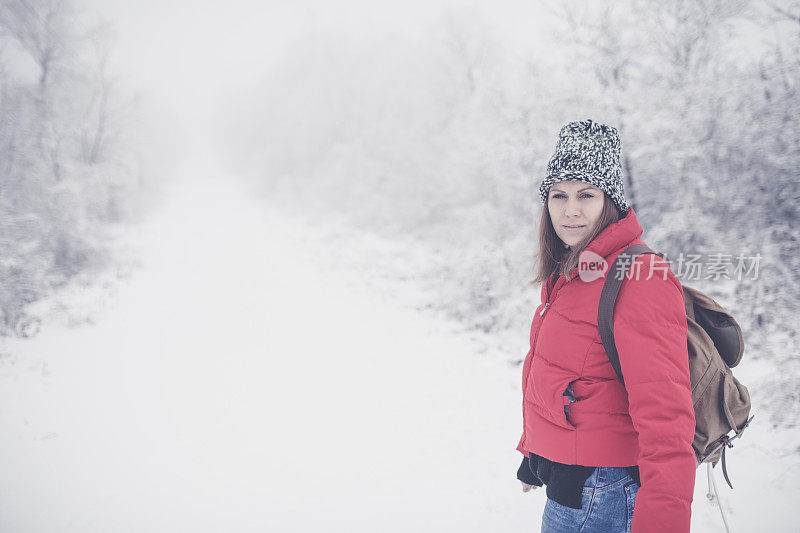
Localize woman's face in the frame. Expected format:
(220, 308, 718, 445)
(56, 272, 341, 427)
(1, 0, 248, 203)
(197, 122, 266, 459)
(547, 181, 605, 248)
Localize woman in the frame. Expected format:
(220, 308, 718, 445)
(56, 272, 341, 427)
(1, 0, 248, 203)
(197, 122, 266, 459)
(516, 119, 696, 533)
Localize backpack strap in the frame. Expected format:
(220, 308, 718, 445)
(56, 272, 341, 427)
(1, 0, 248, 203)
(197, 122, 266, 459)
(597, 243, 664, 384)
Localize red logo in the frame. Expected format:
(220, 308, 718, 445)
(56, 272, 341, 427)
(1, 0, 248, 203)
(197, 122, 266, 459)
(578, 250, 608, 282)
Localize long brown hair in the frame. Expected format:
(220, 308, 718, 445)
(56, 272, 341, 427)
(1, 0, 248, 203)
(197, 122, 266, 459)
(531, 193, 622, 287)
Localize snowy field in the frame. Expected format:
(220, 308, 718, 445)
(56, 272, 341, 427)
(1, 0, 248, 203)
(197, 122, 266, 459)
(0, 158, 797, 532)
(0, 159, 529, 532)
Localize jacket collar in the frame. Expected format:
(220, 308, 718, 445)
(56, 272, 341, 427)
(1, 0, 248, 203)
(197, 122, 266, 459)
(565, 206, 643, 280)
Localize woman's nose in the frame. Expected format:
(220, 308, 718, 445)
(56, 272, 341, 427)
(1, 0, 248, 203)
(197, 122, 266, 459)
(565, 199, 581, 217)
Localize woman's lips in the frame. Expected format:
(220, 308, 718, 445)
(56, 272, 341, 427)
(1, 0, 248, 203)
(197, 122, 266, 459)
(563, 225, 586, 231)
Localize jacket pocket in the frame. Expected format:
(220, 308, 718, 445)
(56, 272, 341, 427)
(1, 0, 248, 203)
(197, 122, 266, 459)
(563, 381, 578, 426)
(526, 354, 577, 430)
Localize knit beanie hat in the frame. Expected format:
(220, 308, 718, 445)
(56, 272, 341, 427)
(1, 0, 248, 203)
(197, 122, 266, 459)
(538, 119, 629, 214)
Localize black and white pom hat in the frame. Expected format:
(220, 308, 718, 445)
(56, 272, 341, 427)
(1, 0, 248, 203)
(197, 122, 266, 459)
(538, 119, 629, 214)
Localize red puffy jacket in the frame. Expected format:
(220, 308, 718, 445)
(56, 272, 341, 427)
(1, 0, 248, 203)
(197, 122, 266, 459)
(517, 207, 696, 533)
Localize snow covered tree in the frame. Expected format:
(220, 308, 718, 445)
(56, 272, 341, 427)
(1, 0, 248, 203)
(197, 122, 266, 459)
(0, 0, 141, 336)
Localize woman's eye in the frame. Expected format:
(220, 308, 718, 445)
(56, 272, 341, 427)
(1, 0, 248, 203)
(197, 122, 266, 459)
(581, 193, 594, 198)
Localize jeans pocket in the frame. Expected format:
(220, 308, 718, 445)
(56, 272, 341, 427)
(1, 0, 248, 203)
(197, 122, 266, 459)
(623, 481, 640, 533)
(541, 494, 591, 533)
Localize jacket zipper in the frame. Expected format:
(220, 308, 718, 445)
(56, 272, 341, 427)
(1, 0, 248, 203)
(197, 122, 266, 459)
(521, 273, 575, 447)
(523, 275, 568, 397)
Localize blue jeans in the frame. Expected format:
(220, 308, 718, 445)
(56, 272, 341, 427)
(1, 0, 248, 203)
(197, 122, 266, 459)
(541, 467, 640, 533)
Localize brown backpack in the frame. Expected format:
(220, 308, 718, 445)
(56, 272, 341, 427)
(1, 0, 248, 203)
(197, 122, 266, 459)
(597, 243, 754, 489)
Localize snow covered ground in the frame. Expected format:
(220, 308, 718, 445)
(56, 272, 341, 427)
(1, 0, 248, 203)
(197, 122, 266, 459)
(0, 159, 796, 532)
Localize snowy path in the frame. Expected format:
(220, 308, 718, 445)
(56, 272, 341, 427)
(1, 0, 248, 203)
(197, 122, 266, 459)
(0, 165, 535, 532)
(0, 163, 796, 532)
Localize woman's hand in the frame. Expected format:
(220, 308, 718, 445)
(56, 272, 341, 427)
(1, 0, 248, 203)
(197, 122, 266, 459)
(521, 481, 539, 492)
